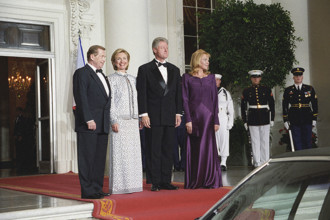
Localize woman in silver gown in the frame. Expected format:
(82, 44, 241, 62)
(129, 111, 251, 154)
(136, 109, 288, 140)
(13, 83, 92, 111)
(108, 48, 143, 194)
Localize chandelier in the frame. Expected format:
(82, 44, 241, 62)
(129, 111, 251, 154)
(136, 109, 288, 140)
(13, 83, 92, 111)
(8, 62, 32, 93)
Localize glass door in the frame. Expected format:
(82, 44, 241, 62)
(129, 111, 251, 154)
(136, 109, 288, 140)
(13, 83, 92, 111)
(36, 59, 53, 173)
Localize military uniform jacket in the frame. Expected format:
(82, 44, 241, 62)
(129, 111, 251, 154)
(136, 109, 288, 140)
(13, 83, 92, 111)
(282, 84, 318, 125)
(241, 85, 275, 126)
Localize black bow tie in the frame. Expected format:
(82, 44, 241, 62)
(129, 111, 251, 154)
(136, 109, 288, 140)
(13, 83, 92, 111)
(96, 69, 108, 81)
(157, 62, 168, 68)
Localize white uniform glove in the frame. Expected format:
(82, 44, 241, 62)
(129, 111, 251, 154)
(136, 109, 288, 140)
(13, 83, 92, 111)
(227, 124, 233, 130)
(284, 122, 289, 130)
(270, 121, 274, 127)
(244, 123, 248, 131)
(312, 120, 316, 126)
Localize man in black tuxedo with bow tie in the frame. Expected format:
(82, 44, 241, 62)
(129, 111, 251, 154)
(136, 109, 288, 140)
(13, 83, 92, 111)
(73, 45, 111, 199)
(137, 37, 182, 191)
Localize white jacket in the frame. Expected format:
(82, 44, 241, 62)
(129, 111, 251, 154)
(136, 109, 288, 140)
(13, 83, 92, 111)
(217, 87, 234, 129)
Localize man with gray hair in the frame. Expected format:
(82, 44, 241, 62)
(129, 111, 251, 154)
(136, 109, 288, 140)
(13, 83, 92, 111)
(137, 37, 182, 192)
(73, 45, 110, 199)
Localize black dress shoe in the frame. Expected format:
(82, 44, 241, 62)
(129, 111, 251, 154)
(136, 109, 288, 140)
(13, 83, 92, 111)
(159, 183, 179, 190)
(151, 184, 160, 191)
(98, 191, 110, 196)
(81, 194, 104, 199)
(221, 165, 227, 171)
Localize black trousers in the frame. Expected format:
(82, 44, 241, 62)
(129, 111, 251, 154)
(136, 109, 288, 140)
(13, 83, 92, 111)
(77, 132, 108, 197)
(145, 126, 175, 185)
(173, 116, 186, 170)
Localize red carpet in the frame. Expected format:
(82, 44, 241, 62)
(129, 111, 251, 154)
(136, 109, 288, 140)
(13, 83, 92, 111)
(0, 172, 232, 220)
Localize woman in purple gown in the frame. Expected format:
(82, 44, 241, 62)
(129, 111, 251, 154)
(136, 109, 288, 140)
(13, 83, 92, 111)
(182, 49, 222, 189)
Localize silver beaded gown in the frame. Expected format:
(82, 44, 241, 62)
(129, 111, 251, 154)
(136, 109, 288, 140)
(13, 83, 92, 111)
(108, 71, 143, 194)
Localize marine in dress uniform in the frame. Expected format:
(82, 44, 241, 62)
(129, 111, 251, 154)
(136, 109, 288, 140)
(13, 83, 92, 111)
(282, 67, 318, 150)
(214, 74, 234, 171)
(241, 70, 275, 167)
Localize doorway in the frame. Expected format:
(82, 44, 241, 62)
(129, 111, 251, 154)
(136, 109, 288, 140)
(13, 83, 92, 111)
(0, 56, 52, 176)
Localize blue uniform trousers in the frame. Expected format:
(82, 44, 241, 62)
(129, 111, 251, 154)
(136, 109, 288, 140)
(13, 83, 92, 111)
(291, 124, 312, 150)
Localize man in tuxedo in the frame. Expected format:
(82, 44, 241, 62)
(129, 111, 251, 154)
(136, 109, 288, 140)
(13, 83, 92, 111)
(137, 37, 182, 191)
(73, 45, 110, 199)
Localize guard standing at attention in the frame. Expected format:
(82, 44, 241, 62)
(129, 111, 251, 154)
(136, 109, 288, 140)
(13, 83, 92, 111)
(282, 67, 318, 150)
(241, 70, 275, 167)
(214, 74, 234, 171)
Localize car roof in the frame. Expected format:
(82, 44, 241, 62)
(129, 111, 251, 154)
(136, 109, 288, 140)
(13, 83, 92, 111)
(198, 147, 330, 220)
(272, 147, 330, 159)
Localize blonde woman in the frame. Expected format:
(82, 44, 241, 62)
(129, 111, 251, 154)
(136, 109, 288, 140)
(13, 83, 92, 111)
(182, 49, 222, 189)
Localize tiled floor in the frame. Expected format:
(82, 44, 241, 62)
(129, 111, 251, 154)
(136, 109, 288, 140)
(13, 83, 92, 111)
(0, 166, 253, 219)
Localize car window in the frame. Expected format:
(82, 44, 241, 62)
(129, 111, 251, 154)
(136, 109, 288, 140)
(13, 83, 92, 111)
(210, 161, 330, 220)
(295, 182, 330, 219)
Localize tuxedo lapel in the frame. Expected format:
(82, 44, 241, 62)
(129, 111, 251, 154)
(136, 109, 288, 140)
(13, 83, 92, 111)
(86, 65, 109, 99)
(166, 65, 174, 88)
(150, 61, 168, 96)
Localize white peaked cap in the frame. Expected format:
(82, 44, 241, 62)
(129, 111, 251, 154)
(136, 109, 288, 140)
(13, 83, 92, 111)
(214, 74, 222, 79)
(248, 70, 263, 76)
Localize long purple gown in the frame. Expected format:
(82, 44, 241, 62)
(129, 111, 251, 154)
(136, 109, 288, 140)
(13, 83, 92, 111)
(182, 73, 222, 189)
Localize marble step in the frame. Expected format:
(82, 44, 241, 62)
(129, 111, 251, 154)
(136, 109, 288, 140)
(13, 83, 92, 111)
(0, 203, 93, 220)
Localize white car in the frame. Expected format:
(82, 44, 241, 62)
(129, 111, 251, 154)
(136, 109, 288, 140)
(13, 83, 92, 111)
(198, 147, 330, 220)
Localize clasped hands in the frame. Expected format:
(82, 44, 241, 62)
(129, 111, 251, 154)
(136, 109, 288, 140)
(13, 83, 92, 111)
(185, 122, 219, 134)
(112, 120, 144, 133)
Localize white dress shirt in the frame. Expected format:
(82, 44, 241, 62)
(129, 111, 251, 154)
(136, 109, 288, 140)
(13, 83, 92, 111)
(155, 59, 168, 84)
(295, 83, 302, 91)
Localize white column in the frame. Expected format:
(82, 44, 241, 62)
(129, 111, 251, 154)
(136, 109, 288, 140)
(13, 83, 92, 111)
(272, 0, 310, 85)
(103, 0, 150, 175)
(147, 0, 185, 73)
(104, 0, 150, 77)
(166, 0, 185, 73)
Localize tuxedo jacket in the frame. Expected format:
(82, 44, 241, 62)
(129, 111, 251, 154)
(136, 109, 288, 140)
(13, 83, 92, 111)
(136, 60, 182, 126)
(73, 64, 110, 133)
